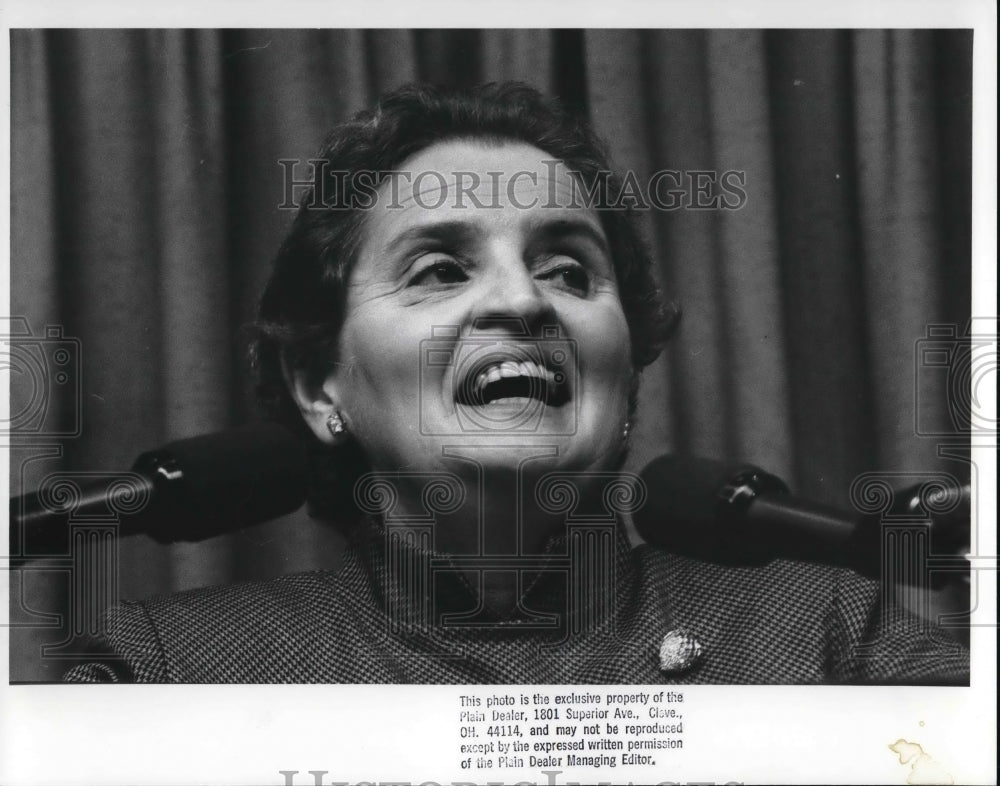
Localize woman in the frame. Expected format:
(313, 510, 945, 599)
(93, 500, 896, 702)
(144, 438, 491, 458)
(65, 83, 968, 684)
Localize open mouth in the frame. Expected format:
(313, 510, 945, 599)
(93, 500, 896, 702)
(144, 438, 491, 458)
(455, 358, 570, 407)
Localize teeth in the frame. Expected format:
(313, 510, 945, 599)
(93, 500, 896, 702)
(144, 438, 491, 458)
(469, 358, 554, 402)
(500, 361, 520, 378)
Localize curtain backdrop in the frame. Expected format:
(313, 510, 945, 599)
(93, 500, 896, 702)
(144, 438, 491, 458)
(9, 29, 972, 681)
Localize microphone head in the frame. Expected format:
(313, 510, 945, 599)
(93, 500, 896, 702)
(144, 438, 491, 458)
(132, 421, 309, 541)
(636, 454, 786, 565)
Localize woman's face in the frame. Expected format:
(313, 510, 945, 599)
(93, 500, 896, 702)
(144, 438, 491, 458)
(305, 139, 633, 483)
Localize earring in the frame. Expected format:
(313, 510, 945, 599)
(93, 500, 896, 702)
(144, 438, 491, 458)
(622, 418, 631, 442)
(326, 411, 347, 438)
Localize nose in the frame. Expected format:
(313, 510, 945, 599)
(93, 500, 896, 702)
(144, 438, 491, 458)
(470, 244, 556, 334)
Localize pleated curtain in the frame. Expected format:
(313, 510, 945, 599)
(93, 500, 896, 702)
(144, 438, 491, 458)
(9, 29, 971, 680)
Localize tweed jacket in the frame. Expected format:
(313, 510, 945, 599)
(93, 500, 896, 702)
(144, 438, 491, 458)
(64, 522, 968, 684)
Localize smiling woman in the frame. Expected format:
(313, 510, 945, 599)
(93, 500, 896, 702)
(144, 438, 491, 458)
(290, 141, 633, 530)
(63, 83, 968, 685)
(251, 84, 673, 567)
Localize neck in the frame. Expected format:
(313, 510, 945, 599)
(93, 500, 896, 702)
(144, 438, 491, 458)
(378, 457, 621, 617)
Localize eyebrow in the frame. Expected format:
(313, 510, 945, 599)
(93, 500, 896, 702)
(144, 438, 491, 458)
(384, 215, 610, 259)
(386, 221, 481, 255)
(528, 217, 610, 256)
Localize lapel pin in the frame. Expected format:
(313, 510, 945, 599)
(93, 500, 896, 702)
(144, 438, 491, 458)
(658, 628, 703, 673)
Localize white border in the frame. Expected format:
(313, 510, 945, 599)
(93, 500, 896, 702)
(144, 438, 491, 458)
(0, 0, 995, 29)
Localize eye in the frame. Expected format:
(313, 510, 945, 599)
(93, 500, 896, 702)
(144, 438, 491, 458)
(408, 256, 469, 287)
(537, 257, 591, 295)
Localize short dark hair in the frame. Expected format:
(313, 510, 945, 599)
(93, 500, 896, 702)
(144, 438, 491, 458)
(251, 82, 677, 519)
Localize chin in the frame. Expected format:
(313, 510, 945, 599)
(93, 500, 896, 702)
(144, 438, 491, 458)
(416, 395, 624, 476)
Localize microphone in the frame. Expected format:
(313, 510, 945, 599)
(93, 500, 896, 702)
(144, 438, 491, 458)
(635, 454, 970, 583)
(9, 422, 309, 554)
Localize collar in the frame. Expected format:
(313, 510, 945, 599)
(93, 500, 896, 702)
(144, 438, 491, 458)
(347, 516, 638, 637)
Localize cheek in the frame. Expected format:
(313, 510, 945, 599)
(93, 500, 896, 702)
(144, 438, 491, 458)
(579, 305, 632, 387)
(337, 312, 421, 403)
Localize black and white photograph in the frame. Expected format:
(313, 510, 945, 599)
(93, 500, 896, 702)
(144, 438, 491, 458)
(2, 3, 996, 784)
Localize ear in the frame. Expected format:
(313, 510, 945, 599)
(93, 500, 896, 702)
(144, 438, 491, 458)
(280, 353, 349, 446)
